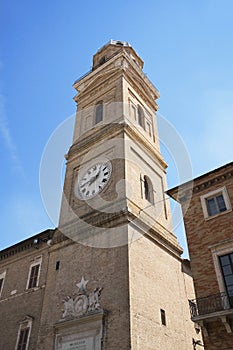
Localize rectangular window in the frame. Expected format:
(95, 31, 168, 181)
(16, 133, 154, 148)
(0, 271, 6, 297)
(55, 261, 60, 270)
(219, 253, 233, 306)
(27, 258, 41, 290)
(15, 318, 32, 350)
(160, 309, 166, 326)
(129, 101, 137, 120)
(0, 278, 3, 292)
(16, 327, 30, 350)
(28, 264, 40, 289)
(200, 187, 231, 219)
(146, 121, 152, 137)
(95, 102, 103, 124)
(206, 194, 227, 216)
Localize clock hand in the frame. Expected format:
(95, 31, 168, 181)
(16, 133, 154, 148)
(80, 178, 91, 187)
(88, 171, 100, 185)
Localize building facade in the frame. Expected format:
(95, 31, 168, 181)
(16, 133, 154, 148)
(0, 41, 200, 350)
(168, 162, 233, 350)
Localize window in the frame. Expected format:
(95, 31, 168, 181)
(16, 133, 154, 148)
(95, 102, 103, 124)
(160, 309, 166, 326)
(130, 103, 137, 120)
(137, 105, 145, 129)
(0, 271, 6, 297)
(200, 187, 231, 219)
(144, 175, 154, 204)
(210, 241, 233, 305)
(219, 253, 233, 306)
(27, 258, 41, 289)
(206, 194, 226, 216)
(16, 328, 30, 350)
(55, 261, 60, 270)
(15, 317, 32, 350)
(146, 121, 152, 137)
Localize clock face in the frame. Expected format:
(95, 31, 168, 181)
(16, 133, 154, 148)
(75, 161, 112, 200)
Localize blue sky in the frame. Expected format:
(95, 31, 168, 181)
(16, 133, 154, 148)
(1, 0, 233, 255)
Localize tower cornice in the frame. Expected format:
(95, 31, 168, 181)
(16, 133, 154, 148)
(67, 122, 167, 171)
(73, 49, 159, 110)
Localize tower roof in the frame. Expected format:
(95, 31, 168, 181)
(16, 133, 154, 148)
(92, 40, 144, 70)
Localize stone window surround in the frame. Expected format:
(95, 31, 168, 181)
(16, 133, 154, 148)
(143, 175, 154, 205)
(200, 186, 231, 220)
(15, 317, 33, 350)
(94, 101, 103, 125)
(209, 238, 233, 295)
(128, 95, 154, 140)
(26, 256, 42, 290)
(0, 270, 6, 297)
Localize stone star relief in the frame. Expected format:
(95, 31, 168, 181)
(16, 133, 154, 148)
(76, 276, 89, 292)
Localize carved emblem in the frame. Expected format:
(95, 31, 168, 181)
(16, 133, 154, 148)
(62, 277, 102, 318)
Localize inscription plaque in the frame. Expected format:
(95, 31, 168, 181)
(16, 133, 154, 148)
(62, 337, 93, 350)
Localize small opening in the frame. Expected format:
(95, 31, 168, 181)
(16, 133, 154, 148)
(55, 261, 60, 270)
(95, 102, 103, 124)
(144, 175, 154, 204)
(137, 105, 145, 129)
(160, 309, 166, 326)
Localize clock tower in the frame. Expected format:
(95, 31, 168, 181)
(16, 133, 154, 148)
(46, 41, 198, 350)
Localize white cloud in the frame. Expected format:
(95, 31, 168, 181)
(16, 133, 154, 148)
(0, 93, 23, 173)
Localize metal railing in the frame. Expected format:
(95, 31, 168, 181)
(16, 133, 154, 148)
(189, 292, 233, 318)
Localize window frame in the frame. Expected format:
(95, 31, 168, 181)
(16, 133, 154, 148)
(210, 240, 233, 299)
(137, 105, 145, 129)
(94, 101, 103, 124)
(15, 317, 32, 350)
(26, 257, 42, 290)
(219, 253, 233, 304)
(200, 186, 231, 220)
(143, 175, 154, 205)
(0, 271, 6, 297)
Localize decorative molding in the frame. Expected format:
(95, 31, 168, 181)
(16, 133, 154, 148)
(167, 163, 233, 202)
(193, 171, 233, 194)
(62, 277, 102, 319)
(67, 122, 166, 171)
(0, 229, 55, 261)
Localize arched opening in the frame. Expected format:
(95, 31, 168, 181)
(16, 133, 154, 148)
(144, 175, 154, 204)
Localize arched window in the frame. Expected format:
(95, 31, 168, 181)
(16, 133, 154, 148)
(137, 105, 145, 129)
(144, 175, 154, 204)
(95, 102, 103, 124)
